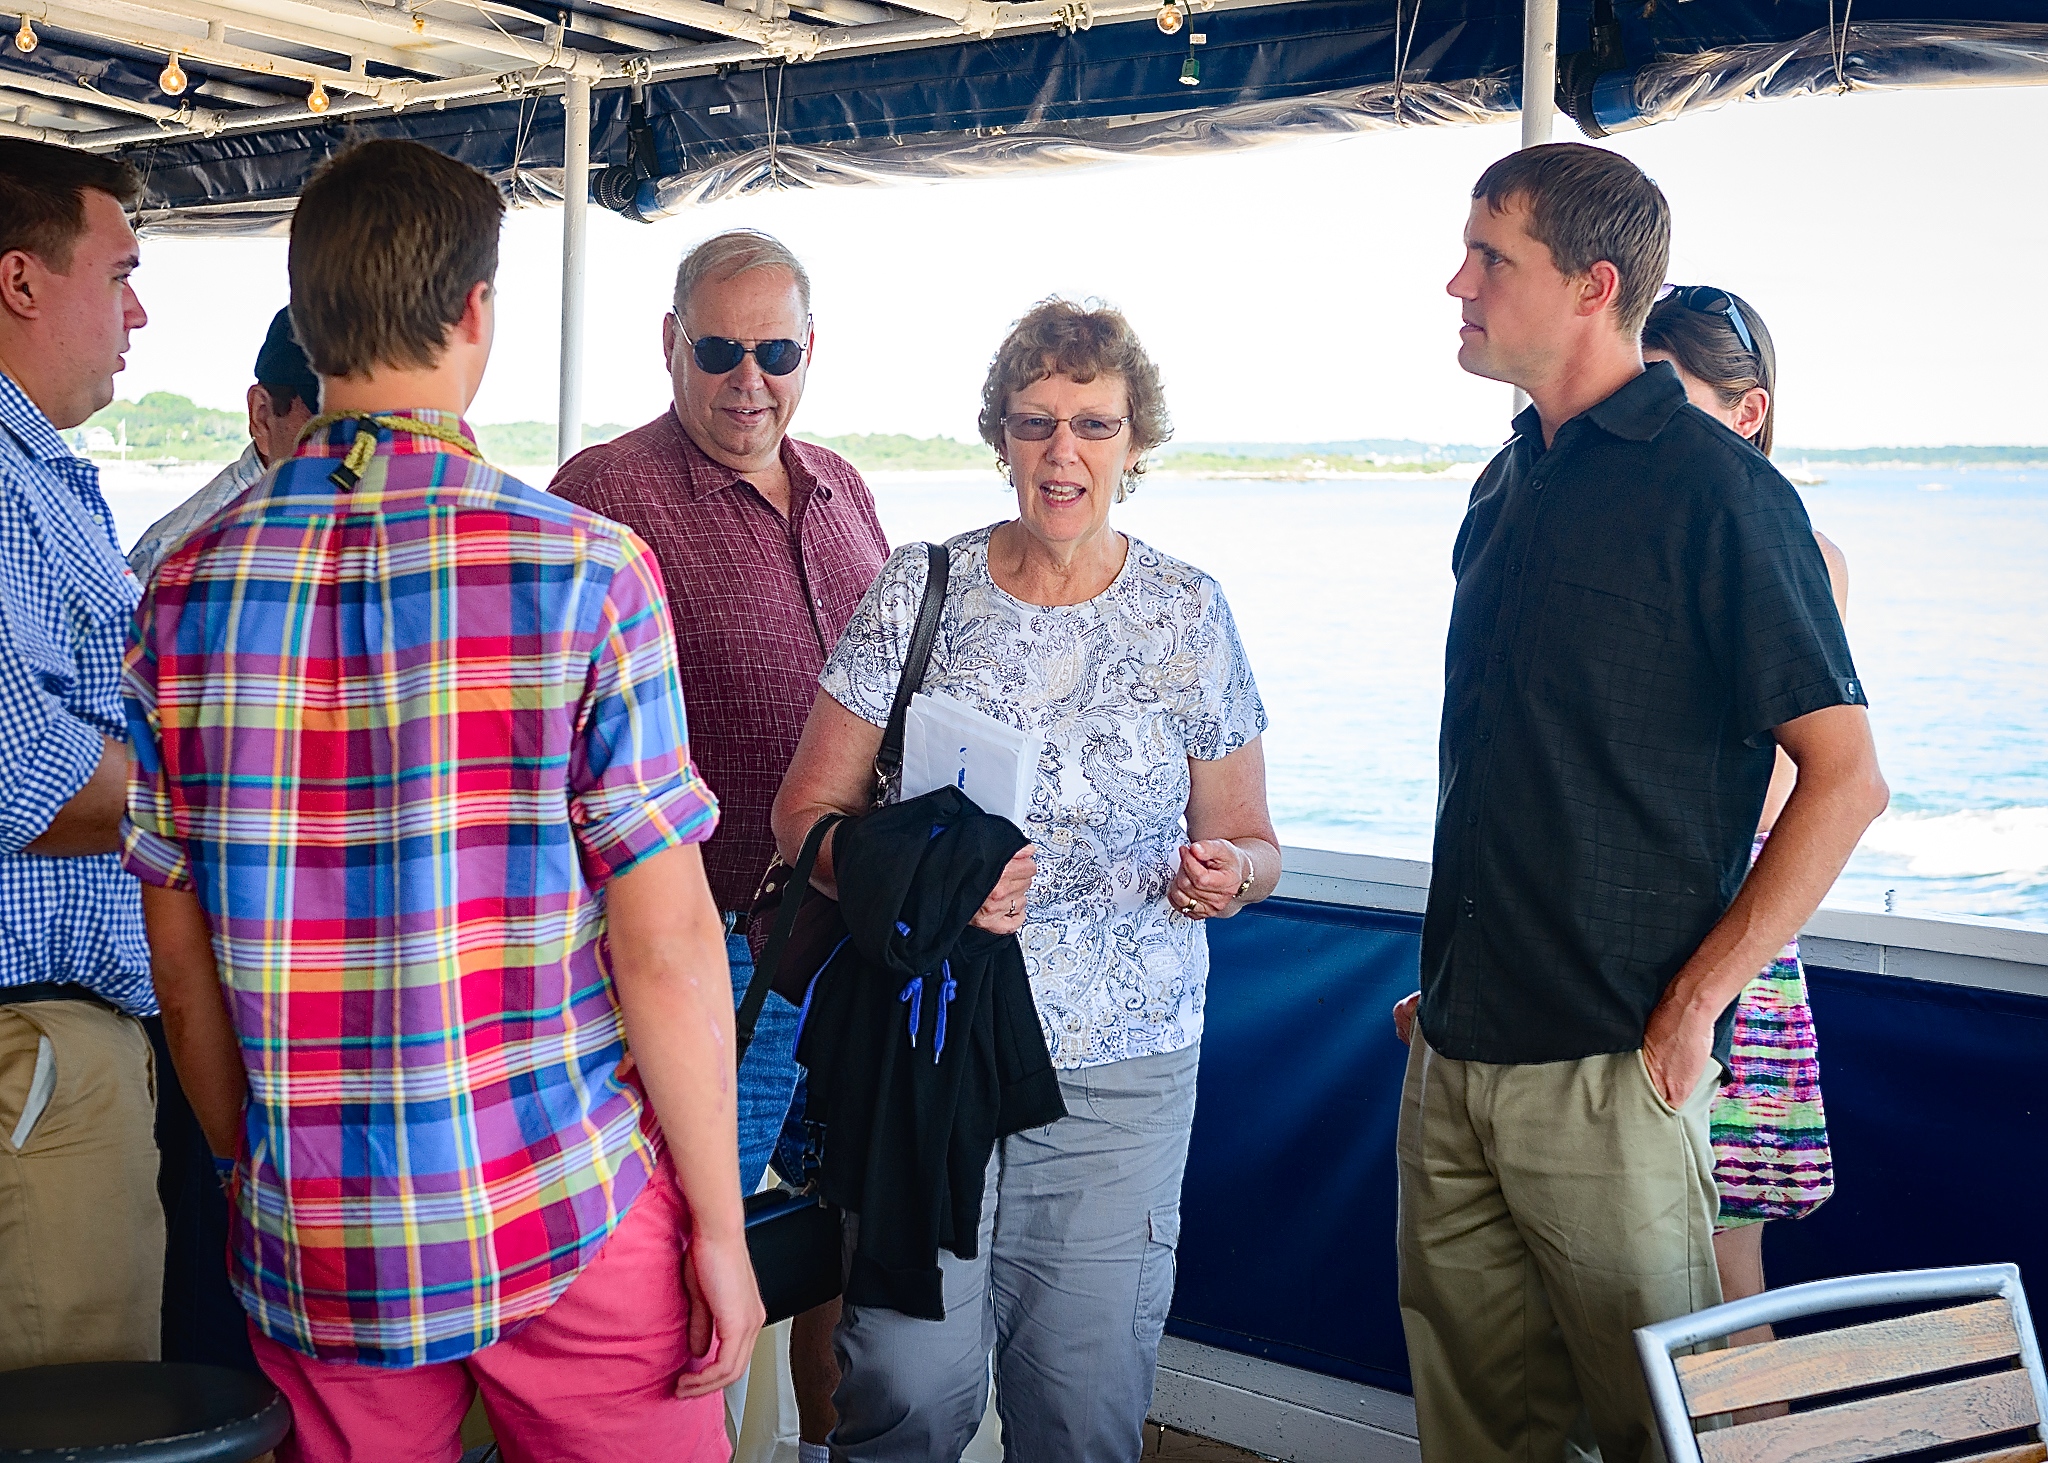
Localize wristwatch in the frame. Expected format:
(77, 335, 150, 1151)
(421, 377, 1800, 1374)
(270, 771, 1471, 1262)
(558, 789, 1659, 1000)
(1235, 846, 1256, 899)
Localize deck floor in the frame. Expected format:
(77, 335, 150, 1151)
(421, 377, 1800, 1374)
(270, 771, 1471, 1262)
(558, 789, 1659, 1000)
(439, 1424, 1274, 1461)
(1148, 1423, 1275, 1460)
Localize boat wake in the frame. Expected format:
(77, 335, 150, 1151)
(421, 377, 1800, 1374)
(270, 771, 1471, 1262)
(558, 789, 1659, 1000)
(1855, 806, 2048, 879)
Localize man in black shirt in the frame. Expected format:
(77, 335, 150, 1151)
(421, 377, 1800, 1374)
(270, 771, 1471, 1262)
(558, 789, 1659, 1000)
(1392, 144, 1888, 1463)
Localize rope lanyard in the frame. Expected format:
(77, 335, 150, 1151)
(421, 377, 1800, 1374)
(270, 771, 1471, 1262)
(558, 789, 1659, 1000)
(295, 411, 485, 492)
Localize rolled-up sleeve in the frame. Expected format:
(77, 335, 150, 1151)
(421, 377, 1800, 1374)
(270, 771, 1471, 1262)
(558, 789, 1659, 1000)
(119, 592, 191, 890)
(0, 525, 108, 854)
(569, 535, 720, 888)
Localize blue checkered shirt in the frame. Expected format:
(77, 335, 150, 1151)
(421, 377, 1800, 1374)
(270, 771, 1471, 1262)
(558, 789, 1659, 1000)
(0, 371, 152, 1014)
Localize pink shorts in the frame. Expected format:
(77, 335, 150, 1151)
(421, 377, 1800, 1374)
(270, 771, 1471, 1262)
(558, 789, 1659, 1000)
(251, 1154, 729, 1463)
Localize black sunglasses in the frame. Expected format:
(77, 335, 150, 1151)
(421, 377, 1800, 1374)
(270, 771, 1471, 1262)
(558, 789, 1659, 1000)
(1001, 413, 1130, 442)
(1657, 284, 1757, 358)
(675, 316, 810, 377)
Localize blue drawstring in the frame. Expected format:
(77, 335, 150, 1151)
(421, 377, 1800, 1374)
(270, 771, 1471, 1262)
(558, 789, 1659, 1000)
(900, 975, 924, 1048)
(933, 961, 957, 1063)
(791, 936, 850, 1052)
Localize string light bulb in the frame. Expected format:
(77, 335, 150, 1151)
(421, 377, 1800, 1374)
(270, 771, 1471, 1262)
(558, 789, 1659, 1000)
(306, 76, 330, 112)
(1154, 0, 1181, 34)
(1178, 53, 1200, 86)
(14, 13, 36, 52)
(158, 51, 187, 95)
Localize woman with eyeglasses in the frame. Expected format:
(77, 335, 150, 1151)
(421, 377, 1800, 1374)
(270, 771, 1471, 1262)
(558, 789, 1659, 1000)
(1644, 286, 1848, 1366)
(772, 297, 1279, 1459)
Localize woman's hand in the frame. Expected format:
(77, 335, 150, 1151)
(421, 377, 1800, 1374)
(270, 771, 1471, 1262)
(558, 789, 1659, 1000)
(1169, 839, 1250, 921)
(970, 845, 1037, 935)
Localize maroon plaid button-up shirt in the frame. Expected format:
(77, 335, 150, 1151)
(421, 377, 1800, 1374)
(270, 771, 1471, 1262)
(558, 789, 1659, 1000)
(552, 409, 888, 912)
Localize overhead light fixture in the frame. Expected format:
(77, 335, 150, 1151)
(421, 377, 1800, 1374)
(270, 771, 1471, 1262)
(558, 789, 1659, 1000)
(1179, 54, 1200, 86)
(1154, 0, 1182, 34)
(307, 76, 330, 112)
(14, 13, 36, 52)
(158, 51, 188, 95)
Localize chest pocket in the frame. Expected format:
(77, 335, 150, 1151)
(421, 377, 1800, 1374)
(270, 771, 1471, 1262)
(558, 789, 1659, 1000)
(1536, 552, 1677, 707)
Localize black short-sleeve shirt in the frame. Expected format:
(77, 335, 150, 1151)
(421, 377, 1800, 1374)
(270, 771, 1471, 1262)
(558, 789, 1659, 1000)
(1419, 362, 1865, 1066)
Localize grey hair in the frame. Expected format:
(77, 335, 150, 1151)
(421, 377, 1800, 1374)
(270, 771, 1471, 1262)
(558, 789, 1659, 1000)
(672, 228, 812, 321)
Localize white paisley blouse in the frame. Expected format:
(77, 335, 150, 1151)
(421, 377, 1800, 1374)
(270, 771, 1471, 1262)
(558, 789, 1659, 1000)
(819, 524, 1268, 1069)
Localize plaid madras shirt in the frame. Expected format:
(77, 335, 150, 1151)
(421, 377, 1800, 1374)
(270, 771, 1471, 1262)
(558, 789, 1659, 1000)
(121, 411, 719, 1366)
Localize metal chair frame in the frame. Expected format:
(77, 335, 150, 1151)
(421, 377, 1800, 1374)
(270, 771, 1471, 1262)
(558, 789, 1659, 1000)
(1634, 1262, 2048, 1463)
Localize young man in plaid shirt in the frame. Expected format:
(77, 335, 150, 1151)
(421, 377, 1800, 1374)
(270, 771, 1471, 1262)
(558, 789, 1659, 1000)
(123, 140, 761, 1461)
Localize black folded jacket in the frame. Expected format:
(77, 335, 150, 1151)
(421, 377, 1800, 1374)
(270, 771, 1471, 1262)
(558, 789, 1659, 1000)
(794, 786, 1067, 1320)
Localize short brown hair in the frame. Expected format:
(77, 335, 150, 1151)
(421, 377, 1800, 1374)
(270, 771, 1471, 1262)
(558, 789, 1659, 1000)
(1472, 142, 1671, 335)
(0, 139, 143, 274)
(1643, 289, 1778, 455)
(977, 299, 1171, 478)
(288, 140, 504, 379)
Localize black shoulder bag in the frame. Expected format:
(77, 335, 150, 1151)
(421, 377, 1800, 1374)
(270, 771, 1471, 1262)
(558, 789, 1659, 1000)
(740, 540, 950, 1325)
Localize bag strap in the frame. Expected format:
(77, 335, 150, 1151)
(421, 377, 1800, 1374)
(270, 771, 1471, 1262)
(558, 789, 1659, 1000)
(874, 541, 951, 794)
(737, 811, 846, 1064)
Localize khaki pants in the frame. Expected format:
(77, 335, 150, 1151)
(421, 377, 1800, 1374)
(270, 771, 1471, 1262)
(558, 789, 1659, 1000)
(1396, 1037, 1720, 1463)
(0, 999, 165, 1368)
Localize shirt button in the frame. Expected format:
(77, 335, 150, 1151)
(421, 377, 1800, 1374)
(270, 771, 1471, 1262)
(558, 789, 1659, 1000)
(1508, 561, 1522, 575)
(1465, 814, 1478, 826)
(1492, 651, 1506, 663)
(1477, 730, 1491, 743)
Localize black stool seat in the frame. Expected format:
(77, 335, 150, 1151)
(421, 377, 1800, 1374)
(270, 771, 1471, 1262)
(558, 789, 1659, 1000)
(0, 1362, 289, 1461)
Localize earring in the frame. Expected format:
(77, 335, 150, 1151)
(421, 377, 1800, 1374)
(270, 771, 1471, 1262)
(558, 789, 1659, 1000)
(1115, 471, 1137, 503)
(1000, 459, 1013, 487)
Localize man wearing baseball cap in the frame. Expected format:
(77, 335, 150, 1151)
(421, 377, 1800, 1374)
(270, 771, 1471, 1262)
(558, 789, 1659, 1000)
(127, 306, 317, 579)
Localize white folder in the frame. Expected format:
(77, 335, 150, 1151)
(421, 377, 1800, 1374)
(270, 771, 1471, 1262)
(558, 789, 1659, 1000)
(901, 691, 1035, 828)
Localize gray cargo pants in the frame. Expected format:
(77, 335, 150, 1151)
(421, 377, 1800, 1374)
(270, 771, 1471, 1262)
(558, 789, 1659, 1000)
(830, 1041, 1201, 1463)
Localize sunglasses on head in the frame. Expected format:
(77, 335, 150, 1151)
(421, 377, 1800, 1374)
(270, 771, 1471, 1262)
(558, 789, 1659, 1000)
(1001, 413, 1130, 442)
(1656, 284, 1757, 358)
(674, 315, 810, 377)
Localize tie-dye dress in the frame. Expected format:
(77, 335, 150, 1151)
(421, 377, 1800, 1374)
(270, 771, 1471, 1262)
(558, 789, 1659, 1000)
(1709, 833, 1836, 1228)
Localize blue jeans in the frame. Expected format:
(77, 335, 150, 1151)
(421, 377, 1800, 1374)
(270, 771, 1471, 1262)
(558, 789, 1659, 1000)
(729, 930, 802, 1195)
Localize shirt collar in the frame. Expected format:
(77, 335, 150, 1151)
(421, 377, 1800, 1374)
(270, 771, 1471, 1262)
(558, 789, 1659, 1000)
(663, 406, 829, 507)
(0, 368, 80, 466)
(291, 408, 479, 460)
(1585, 360, 1687, 442)
(1509, 360, 1688, 449)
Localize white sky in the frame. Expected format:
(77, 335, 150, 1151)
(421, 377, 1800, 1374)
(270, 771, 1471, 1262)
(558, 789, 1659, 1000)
(114, 81, 2048, 449)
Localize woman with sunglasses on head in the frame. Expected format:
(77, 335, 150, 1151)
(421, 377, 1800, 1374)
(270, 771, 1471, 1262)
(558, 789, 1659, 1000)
(772, 297, 1279, 1461)
(1644, 286, 1848, 1365)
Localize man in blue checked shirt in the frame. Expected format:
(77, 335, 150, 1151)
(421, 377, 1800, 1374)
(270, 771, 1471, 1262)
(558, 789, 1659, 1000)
(0, 139, 164, 1371)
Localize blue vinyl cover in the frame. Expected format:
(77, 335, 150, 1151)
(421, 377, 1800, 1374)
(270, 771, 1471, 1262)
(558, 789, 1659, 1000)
(1175, 896, 2048, 1390)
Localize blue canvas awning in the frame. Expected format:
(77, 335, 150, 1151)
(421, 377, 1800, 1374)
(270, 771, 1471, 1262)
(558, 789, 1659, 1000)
(4, 2, 2045, 226)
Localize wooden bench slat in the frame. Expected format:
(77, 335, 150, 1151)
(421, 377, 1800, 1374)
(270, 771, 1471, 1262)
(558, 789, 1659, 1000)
(1950, 1444, 2048, 1463)
(1694, 1369, 2038, 1463)
(1677, 1299, 2021, 1416)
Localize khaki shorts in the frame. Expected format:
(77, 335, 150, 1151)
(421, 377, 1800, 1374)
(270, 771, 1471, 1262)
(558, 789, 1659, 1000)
(0, 997, 165, 1368)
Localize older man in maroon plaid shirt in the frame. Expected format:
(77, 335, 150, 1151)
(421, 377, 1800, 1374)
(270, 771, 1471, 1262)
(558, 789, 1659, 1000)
(551, 228, 886, 1457)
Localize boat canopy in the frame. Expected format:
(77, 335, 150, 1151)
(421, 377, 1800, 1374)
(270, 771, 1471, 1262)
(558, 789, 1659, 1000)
(4, 1, 2046, 230)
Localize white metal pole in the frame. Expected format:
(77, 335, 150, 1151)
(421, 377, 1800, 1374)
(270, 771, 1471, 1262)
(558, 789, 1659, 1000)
(557, 74, 591, 468)
(1520, 0, 1558, 150)
(1513, 0, 1558, 416)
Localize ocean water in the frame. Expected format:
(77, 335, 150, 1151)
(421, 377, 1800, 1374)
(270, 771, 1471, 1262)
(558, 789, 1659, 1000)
(96, 460, 2048, 932)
